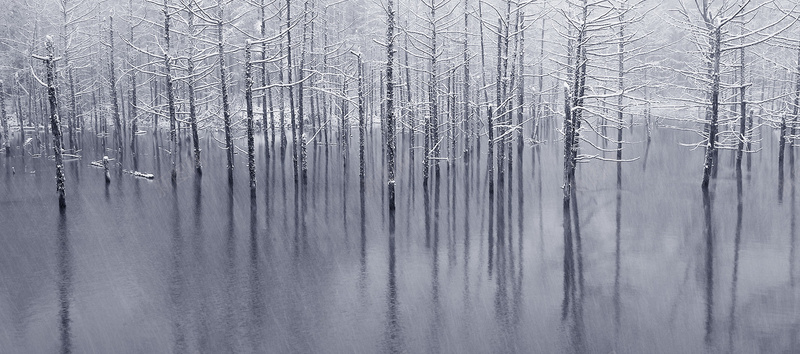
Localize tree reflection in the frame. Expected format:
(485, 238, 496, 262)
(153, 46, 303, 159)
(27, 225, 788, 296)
(57, 208, 71, 354)
(383, 157, 402, 354)
(614, 159, 623, 333)
(728, 166, 743, 351)
(561, 173, 584, 352)
(702, 187, 714, 344)
(169, 176, 186, 353)
(248, 188, 264, 352)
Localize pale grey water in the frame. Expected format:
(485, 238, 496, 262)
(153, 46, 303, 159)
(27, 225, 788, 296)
(0, 126, 798, 353)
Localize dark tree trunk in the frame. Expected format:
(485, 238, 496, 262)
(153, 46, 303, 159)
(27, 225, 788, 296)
(617, 11, 625, 163)
(0, 81, 9, 153)
(39, 37, 67, 208)
(245, 41, 257, 189)
(261, 0, 273, 160)
(163, 3, 178, 181)
(129, 0, 138, 154)
(286, 0, 298, 181)
(109, 16, 122, 156)
(387, 0, 396, 212)
(187, 7, 201, 174)
(217, 3, 234, 173)
(356, 53, 365, 181)
(702, 27, 722, 190)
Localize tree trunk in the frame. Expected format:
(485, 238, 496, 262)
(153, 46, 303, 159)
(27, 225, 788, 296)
(162, 4, 178, 181)
(261, 0, 272, 160)
(279, 9, 287, 151)
(356, 53, 365, 181)
(245, 41, 257, 189)
(0, 81, 9, 153)
(702, 27, 722, 189)
(298, 0, 310, 182)
(217, 3, 233, 173)
(286, 0, 298, 180)
(463, 0, 471, 160)
(109, 16, 123, 156)
(387, 0, 396, 211)
(429, 1, 439, 179)
(617, 10, 625, 163)
(187, 6, 201, 174)
(129, 0, 138, 154)
(41, 37, 67, 208)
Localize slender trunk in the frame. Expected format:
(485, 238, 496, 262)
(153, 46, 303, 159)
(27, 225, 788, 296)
(779, 113, 786, 198)
(516, 16, 525, 154)
(40, 37, 67, 208)
(387, 0, 396, 211)
(67, 68, 77, 150)
(478, 0, 489, 118)
(245, 41, 257, 189)
(702, 26, 721, 189)
(61, 8, 76, 152)
(341, 78, 349, 152)
(286, 0, 298, 180)
(790, 35, 800, 163)
(153, 65, 159, 135)
(298, 0, 310, 182)
(279, 9, 287, 150)
(495, 18, 505, 178)
(188, 6, 201, 174)
(534, 18, 544, 142)
(617, 10, 624, 163)
(163, 3, 178, 181)
(218, 3, 233, 173)
(129, 0, 138, 154)
(356, 53, 365, 180)
(109, 16, 123, 156)
(488, 104, 494, 197)
(448, 68, 455, 162)
(737, 8, 748, 169)
(463, 0, 471, 159)
(563, 85, 573, 207)
(404, 20, 413, 161)
(188, 57, 200, 174)
(0, 81, 9, 152)
(429, 1, 439, 177)
(261, 0, 272, 159)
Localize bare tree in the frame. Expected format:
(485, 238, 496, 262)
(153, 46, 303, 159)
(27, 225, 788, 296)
(245, 40, 257, 189)
(386, 0, 397, 211)
(33, 36, 67, 208)
(0, 81, 9, 153)
(671, 0, 796, 188)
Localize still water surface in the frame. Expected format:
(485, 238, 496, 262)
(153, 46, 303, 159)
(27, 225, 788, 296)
(0, 127, 798, 353)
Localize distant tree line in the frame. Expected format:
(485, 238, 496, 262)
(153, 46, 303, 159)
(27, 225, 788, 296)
(0, 0, 798, 207)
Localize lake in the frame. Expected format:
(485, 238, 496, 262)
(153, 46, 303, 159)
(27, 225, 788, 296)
(0, 124, 797, 353)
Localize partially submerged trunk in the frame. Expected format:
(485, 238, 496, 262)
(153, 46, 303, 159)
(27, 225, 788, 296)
(245, 41, 257, 189)
(217, 3, 234, 173)
(617, 10, 624, 163)
(129, 0, 138, 154)
(260, 0, 272, 160)
(386, 0, 396, 211)
(0, 81, 9, 153)
(109, 16, 123, 155)
(37, 37, 67, 208)
(462, 0, 471, 160)
(162, 3, 178, 181)
(356, 53, 366, 181)
(701, 27, 721, 190)
(286, 0, 298, 180)
(187, 7, 201, 174)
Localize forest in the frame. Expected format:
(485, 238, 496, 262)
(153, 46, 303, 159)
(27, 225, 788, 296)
(0, 0, 799, 352)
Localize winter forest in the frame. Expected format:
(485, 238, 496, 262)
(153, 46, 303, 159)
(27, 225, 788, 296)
(1, 0, 799, 352)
